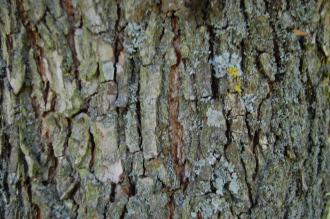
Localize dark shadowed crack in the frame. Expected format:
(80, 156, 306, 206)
(61, 0, 82, 90)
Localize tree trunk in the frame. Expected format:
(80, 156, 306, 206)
(0, 0, 329, 218)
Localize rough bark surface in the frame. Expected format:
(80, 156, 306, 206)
(0, 0, 329, 218)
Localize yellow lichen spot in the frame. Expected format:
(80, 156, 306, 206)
(227, 66, 239, 78)
(235, 82, 242, 94)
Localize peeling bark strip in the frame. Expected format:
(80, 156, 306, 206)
(168, 15, 184, 166)
(0, 0, 329, 219)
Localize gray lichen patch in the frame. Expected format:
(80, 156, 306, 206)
(123, 22, 145, 55)
(212, 156, 240, 196)
(206, 107, 226, 128)
(209, 52, 243, 78)
(209, 52, 244, 94)
(0, 0, 329, 218)
(190, 194, 230, 218)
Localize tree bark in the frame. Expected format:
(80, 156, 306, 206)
(0, 0, 329, 218)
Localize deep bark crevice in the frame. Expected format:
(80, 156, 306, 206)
(61, 0, 82, 90)
(89, 130, 96, 173)
(168, 13, 184, 173)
